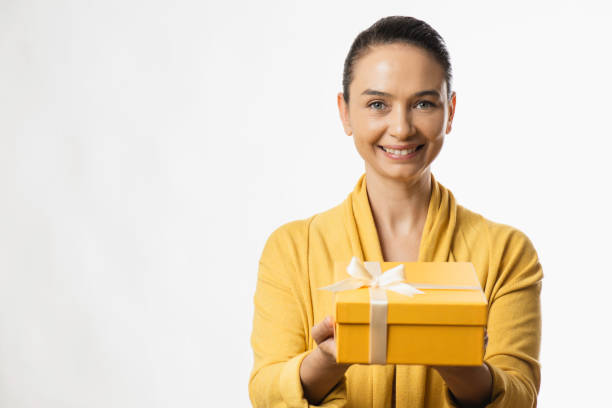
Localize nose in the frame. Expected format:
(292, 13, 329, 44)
(389, 106, 415, 140)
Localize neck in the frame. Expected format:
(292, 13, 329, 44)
(364, 167, 432, 238)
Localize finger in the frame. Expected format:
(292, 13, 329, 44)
(318, 338, 338, 360)
(312, 316, 333, 344)
(311, 316, 334, 345)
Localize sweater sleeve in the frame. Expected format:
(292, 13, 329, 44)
(442, 227, 543, 408)
(249, 221, 348, 408)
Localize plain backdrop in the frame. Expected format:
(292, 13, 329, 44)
(1, 0, 611, 406)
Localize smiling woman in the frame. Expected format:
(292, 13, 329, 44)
(249, 16, 542, 408)
(339, 42, 453, 200)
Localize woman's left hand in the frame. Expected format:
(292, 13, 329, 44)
(431, 329, 492, 408)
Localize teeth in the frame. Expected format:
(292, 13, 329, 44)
(382, 146, 419, 155)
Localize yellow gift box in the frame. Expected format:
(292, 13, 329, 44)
(330, 259, 487, 366)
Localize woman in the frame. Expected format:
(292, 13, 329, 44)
(249, 16, 542, 408)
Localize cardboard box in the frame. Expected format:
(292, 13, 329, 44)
(333, 261, 487, 366)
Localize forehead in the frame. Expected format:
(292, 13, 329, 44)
(351, 43, 447, 96)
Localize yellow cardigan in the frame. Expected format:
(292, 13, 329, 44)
(249, 174, 543, 407)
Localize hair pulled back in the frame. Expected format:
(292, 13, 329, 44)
(342, 16, 453, 103)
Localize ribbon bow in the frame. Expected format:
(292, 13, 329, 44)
(320, 256, 424, 297)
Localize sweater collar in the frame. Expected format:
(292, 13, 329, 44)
(343, 173, 457, 262)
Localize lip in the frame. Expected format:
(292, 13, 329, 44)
(379, 144, 422, 150)
(378, 144, 424, 160)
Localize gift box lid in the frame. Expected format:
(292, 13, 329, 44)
(333, 262, 488, 326)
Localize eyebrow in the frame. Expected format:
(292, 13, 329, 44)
(361, 89, 393, 97)
(414, 90, 441, 98)
(361, 89, 441, 98)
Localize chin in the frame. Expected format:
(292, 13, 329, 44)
(382, 166, 430, 182)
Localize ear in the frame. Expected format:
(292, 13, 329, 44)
(445, 91, 456, 134)
(337, 92, 353, 136)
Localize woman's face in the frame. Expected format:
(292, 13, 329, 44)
(338, 42, 456, 185)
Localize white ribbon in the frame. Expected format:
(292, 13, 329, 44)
(319, 256, 425, 296)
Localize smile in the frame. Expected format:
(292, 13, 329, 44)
(379, 145, 424, 156)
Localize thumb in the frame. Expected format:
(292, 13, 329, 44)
(311, 316, 334, 345)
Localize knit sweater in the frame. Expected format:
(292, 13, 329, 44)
(249, 173, 543, 407)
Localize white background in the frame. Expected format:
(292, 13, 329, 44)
(1, 0, 610, 406)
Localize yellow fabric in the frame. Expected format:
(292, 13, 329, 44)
(249, 173, 543, 407)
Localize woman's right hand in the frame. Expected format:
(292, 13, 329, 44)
(300, 316, 350, 404)
(311, 316, 342, 364)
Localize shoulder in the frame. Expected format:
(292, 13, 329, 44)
(456, 204, 538, 256)
(260, 217, 313, 263)
(257, 203, 343, 289)
(455, 205, 543, 296)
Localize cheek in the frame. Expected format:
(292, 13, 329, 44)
(353, 113, 386, 138)
(415, 113, 446, 138)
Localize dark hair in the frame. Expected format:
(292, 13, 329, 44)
(342, 16, 452, 103)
